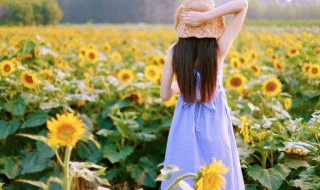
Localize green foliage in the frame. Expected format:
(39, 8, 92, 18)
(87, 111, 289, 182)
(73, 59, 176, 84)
(0, 25, 319, 189)
(0, 0, 63, 25)
(247, 164, 290, 190)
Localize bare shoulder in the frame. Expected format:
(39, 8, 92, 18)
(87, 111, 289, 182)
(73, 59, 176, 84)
(167, 43, 176, 54)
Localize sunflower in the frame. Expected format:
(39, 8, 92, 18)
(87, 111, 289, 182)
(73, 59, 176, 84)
(85, 48, 99, 64)
(78, 54, 85, 67)
(111, 52, 122, 62)
(79, 46, 86, 56)
(230, 57, 241, 69)
(20, 71, 38, 89)
(144, 65, 161, 84)
(249, 63, 261, 76)
(249, 50, 258, 61)
(87, 43, 96, 49)
(227, 51, 239, 60)
(156, 55, 165, 68)
(240, 115, 251, 144)
(195, 159, 229, 190)
(129, 44, 138, 54)
(146, 54, 158, 65)
(239, 56, 248, 65)
(0, 60, 15, 76)
(164, 95, 178, 107)
(122, 91, 143, 105)
(284, 97, 292, 110)
(302, 63, 311, 74)
(316, 47, 320, 55)
(261, 77, 282, 97)
(225, 74, 247, 92)
(117, 68, 135, 84)
(273, 60, 285, 73)
(40, 69, 54, 81)
(104, 42, 112, 53)
(47, 112, 86, 147)
(258, 131, 266, 141)
(34, 46, 41, 58)
(308, 64, 320, 78)
(287, 47, 299, 57)
(266, 48, 274, 58)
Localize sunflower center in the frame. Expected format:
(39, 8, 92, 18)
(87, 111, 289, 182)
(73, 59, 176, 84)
(122, 74, 130, 81)
(305, 66, 310, 71)
(89, 53, 95, 59)
(128, 93, 139, 101)
(312, 67, 318, 74)
(277, 64, 282, 69)
(57, 124, 76, 140)
(266, 82, 277, 92)
(159, 58, 165, 64)
(4, 64, 11, 72)
(251, 66, 258, 72)
(148, 70, 155, 77)
(231, 77, 242, 87)
(24, 74, 33, 83)
(291, 49, 296, 54)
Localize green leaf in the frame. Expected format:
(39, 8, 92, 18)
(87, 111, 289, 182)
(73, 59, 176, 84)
(69, 162, 110, 186)
(22, 40, 36, 54)
(132, 133, 156, 142)
(16, 134, 48, 144)
(21, 111, 49, 129)
(0, 118, 21, 140)
(126, 157, 157, 187)
(155, 165, 181, 181)
(20, 151, 53, 175)
(284, 158, 310, 169)
(16, 179, 47, 189)
(292, 167, 320, 190)
(247, 164, 287, 190)
(4, 94, 26, 116)
(101, 100, 117, 119)
(106, 146, 134, 164)
(0, 156, 22, 179)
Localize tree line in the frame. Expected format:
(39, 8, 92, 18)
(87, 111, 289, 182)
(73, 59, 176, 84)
(0, 0, 62, 25)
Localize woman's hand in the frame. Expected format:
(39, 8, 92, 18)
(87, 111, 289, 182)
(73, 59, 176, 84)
(181, 11, 210, 27)
(171, 81, 181, 95)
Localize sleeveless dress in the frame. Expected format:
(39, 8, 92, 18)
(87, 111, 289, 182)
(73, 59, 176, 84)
(160, 61, 246, 190)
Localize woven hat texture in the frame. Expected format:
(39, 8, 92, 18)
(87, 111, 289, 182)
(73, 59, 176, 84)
(175, 0, 226, 38)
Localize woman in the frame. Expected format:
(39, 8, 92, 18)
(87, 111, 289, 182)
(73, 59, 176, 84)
(160, 0, 248, 189)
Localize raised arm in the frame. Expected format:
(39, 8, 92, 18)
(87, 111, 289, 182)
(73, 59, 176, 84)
(182, 0, 248, 57)
(160, 45, 175, 101)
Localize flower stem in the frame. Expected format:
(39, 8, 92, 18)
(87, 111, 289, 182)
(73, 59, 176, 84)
(63, 146, 72, 190)
(54, 149, 64, 167)
(167, 173, 197, 190)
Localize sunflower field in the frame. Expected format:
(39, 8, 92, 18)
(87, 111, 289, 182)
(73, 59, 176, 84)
(0, 24, 320, 190)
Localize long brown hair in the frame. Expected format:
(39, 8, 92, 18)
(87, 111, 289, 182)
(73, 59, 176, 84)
(172, 37, 220, 104)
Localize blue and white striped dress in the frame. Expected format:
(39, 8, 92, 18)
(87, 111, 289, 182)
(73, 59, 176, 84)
(160, 61, 245, 190)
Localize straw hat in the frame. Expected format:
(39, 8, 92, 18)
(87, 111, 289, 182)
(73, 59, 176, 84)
(175, 0, 226, 38)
